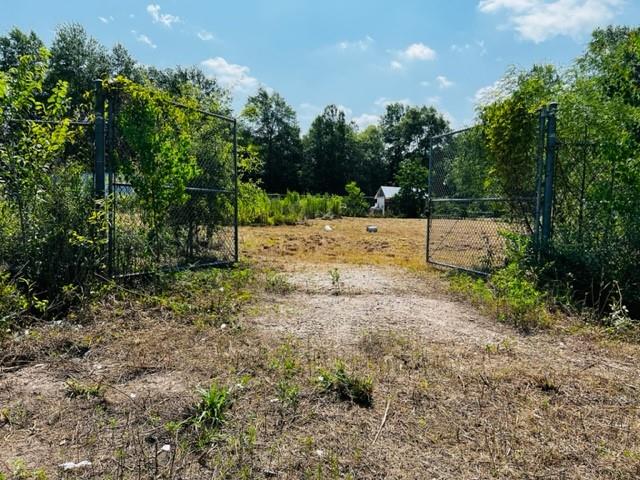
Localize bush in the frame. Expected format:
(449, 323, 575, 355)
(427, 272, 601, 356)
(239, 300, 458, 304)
(0, 270, 28, 336)
(343, 181, 368, 217)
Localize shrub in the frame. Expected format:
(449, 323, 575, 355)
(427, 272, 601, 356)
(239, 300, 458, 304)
(450, 233, 551, 331)
(343, 181, 368, 217)
(0, 270, 28, 336)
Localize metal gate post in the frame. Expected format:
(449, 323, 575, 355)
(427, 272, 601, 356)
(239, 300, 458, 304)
(534, 106, 547, 253)
(426, 138, 433, 262)
(233, 119, 239, 263)
(541, 102, 557, 250)
(94, 80, 105, 199)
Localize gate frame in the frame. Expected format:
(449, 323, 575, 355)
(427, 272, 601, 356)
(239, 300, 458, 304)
(425, 106, 556, 275)
(93, 80, 239, 278)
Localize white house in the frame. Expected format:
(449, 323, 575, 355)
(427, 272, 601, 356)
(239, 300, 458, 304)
(374, 186, 400, 215)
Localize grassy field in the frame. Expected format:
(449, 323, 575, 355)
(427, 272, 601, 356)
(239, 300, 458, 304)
(1, 218, 639, 479)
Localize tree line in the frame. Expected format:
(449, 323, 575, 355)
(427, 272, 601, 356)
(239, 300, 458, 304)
(0, 24, 450, 203)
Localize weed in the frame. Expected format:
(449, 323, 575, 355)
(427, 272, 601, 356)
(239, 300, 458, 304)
(328, 268, 341, 294)
(276, 379, 300, 411)
(65, 378, 104, 400)
(191, 383, 232, 430)
(10, 460, 48, 480)
(265, 271, 294, 295)
(269, 341, 300, 379)
(484, 338, 513, 354)
(317, 361, 373, 407)
(534, 374, 560, 394)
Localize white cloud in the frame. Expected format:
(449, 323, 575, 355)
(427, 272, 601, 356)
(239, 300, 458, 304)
(450, 43, 471, 52)
(132, 30, 156, 49)
(390, 42, 436, 71)
(201, 57, 259, 92)
(478, 0, 624, 43)
(147, 4, 180, 28)
(98, 16, 114, 24)
(401, 42, 437, 61)
(436, 75, 454, 89)
(476, 40, 488, 56)
(473, 78, 512, 105)
(338, 35, 374, 51)
(479, 0, 538, 12)
(198, 30, 214, 41)
(352, 113, 380, 130)
(420, 80, 431, 87)
(374, 97, 411, 108)
(426, 96, 441, 104)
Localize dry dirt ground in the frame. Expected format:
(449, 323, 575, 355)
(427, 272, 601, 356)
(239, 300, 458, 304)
(1, 217, 639, 479)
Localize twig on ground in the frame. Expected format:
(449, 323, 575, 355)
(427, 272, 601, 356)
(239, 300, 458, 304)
(372, 398, 391, 445)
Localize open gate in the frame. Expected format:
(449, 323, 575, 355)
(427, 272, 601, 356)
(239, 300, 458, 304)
(426, 106, 556, 274)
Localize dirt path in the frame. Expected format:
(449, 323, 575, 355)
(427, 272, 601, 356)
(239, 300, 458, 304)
(254, 263, 508, 347)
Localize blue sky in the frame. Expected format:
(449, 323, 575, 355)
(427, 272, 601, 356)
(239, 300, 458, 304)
(2, 0, 639, 131)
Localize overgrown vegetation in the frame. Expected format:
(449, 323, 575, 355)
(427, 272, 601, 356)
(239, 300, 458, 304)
(450, 233, 551, 331)
(478, 26, 640, 321)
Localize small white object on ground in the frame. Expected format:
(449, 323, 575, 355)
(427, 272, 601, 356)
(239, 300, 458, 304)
(324, 225, 333, 232)
(315, 449, 324, 457)
(59, 460, 92, 470)
(366, 225, 378, 233)
(160, 444, 171, 452)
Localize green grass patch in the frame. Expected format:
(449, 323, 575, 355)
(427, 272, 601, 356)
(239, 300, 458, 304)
(317, 361, 373, 407)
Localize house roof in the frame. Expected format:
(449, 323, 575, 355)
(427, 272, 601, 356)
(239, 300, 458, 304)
(376, 186, 401, 199)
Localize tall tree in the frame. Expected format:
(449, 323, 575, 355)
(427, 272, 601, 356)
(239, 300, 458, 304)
(0, 28, 45, 71)
(47, 23, 111, 103)
(110, 43, 143, 82)
(302, 105, 360, 194)
(240, 88, 303, 192)
(354, 124, 386, 195)
(145, 66, 230, 111)
(380, 103, 449, 181)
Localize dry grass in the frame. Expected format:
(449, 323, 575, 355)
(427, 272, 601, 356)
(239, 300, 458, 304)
(1, 218, 639, 479)
(241, 217, 430, 271)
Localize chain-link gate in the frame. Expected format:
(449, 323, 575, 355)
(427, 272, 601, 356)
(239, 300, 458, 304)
(425, 107, 555, 274)
(96, 81, 238, 278)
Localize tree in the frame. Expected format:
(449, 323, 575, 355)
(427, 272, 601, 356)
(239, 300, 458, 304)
(354, 125, 386, 196)
(394, 159, 429, 217)
(110, 43, 143, 83)
(47, 23, 111, 104)
(241, 88, 303, 192)
(343, 181, 368, 217)
(145, 66, 230, 111)
(380, 103, 449, 181)
(302, 105, 360, 194)
(0, 28, 45, 71)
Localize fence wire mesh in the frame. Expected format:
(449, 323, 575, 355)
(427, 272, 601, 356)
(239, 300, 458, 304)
(427, 124, 538, 274)
(106, 88, 238, 277)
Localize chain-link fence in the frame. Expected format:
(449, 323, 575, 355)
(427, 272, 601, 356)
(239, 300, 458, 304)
(426, 125, 539, 274)
(104, 83, 238, 277)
